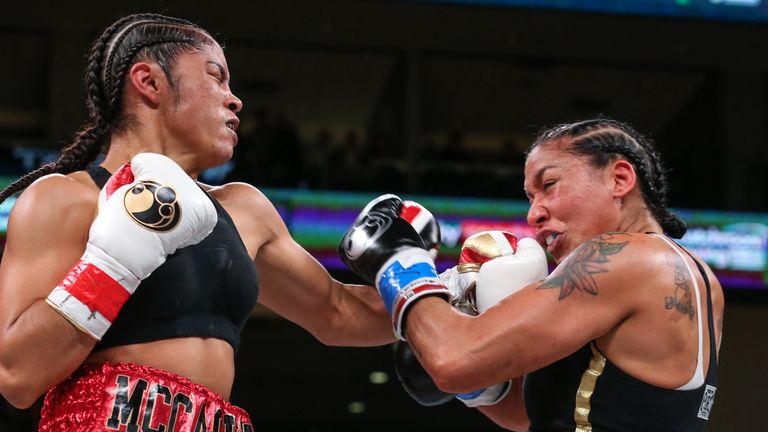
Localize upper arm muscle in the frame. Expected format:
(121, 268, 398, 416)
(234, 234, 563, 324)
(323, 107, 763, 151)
(471, 233, 644, 381)
(0, 175, 96, 329)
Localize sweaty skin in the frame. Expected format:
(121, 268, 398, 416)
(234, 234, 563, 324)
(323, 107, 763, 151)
(0, 42, 394, 408)
(400, 142, 723, 430)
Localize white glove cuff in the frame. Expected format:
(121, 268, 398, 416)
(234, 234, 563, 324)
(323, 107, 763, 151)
(45, 255, 136, 341)
(456, 380, 512, 408)
(46, 289, 110, 340)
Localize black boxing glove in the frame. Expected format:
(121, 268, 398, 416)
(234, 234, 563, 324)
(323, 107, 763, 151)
(394, 341, 453, 406)
(339, 194, 449, 340)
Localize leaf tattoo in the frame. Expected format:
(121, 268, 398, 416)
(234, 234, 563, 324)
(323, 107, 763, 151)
(538, 233, 629, 300)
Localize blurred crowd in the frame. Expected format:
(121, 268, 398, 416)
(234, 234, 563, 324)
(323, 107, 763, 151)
(0, 109, 529, 201)
(223, 109, 528, 199)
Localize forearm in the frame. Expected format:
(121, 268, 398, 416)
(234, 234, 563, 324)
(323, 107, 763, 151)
(405, 297, 481, 392)
(406, 296, 524, 393)
(256, 259, 395, 346)
(321, 281, 395, 346)
(478, 377, 529, 431)
(0, 300, 95, 408)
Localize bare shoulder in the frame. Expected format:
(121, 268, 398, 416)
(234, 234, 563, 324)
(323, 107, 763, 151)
(202, 181, 273, 214)
(540, 232, 671, 301)
(10, 173, 97, 230)
(200, 182, 287, 255)
(4, 172, 98, 261)
(20, 171, 95, 197)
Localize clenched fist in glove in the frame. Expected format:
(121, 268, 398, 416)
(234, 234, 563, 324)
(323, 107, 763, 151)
(441, 230, 519, 315)
(46, 153, 217, 340)
(339, 194, 448, 340)
(394, 340, 454, 406)
(454, 231, 549, 407)
(395, 230, 517, 407)
(397, 230, 549, 408)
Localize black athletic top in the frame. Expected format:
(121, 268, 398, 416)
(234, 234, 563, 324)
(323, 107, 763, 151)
(86, 165, 260, 353)
(524, 244, 718, 432)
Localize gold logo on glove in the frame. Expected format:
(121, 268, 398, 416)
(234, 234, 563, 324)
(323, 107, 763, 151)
(123, 181, 181, 232)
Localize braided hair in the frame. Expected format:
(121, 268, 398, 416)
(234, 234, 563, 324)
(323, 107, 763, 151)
(528, 117, 687, 239)
(0, 13, 215, 204)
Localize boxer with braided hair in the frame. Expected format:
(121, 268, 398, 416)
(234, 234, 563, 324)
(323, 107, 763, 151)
(0, 14, 397, 431)
(532, 117, 687, 239)
(0, 14, 205, 204)
(341, 117, 724, 431)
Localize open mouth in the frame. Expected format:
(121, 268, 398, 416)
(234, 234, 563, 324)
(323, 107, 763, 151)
(546, 233, 558, 247)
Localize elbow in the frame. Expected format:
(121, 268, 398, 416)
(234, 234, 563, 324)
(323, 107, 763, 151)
(306, 299, 383, 347)
(312, 281, 396, 347)
(0, 368, 43, 409)
(420, 349, 473, 394)
(305, 310, 347, 347)
(297, 283, 354, 347)
(0, 352, 51, 409)
(493, 416, 529, 432)
(310, 326, 339, 347)
(410, 325, 481, 394)
(311, 315, 372, 347)
(3, 392, 40, 410)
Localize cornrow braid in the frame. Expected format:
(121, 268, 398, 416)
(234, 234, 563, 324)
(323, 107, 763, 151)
(528, 117, 687, 239)
(104, 36, 200, 124)
(0, 13, 213, 204)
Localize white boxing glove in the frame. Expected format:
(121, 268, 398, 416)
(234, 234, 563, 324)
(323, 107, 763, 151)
(442, 230, 519, 315)
(475, 237, 549, 313)
(456, 381, 512, 408)
(456, 236, 549, 408)
(46, 153, 217, 340)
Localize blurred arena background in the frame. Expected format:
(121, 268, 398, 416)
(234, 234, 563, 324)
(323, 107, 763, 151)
(1, 0, 767, 430)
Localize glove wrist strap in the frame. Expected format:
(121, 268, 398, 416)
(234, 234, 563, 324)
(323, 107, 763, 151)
(46, 257, 133, 340)
(376, 248, 449, 340)
(456, 380, 512, 408)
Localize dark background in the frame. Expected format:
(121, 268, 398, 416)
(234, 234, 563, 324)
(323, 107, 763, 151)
(0, 0, 766, 430)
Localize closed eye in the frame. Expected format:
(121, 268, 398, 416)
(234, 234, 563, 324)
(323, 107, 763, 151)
(207, 61, 229, 84)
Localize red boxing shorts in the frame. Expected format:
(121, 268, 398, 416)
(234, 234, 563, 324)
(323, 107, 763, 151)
(39, 362, 253, 431)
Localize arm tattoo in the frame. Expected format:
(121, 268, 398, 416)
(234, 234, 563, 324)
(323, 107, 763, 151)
(664, 253, 695, 320)
(537, 233, 629, 300)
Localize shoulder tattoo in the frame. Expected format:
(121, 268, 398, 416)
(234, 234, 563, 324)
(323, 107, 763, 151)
(537, 233, 630, 300)
(664, 253, 695, 320)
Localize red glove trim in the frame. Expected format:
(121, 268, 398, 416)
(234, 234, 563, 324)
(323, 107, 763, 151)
(459, 231, 519, 265)
(58, 260, 131, 322)
(400, 201, 423, 224)
(105, 162, 134, 199)
(393, 283, 448, 324)
(459, 247, 497, 266)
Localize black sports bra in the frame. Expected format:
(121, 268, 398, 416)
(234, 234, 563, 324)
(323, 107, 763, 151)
(87, 165, 259, 352)
(523, 236, 718, 431)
